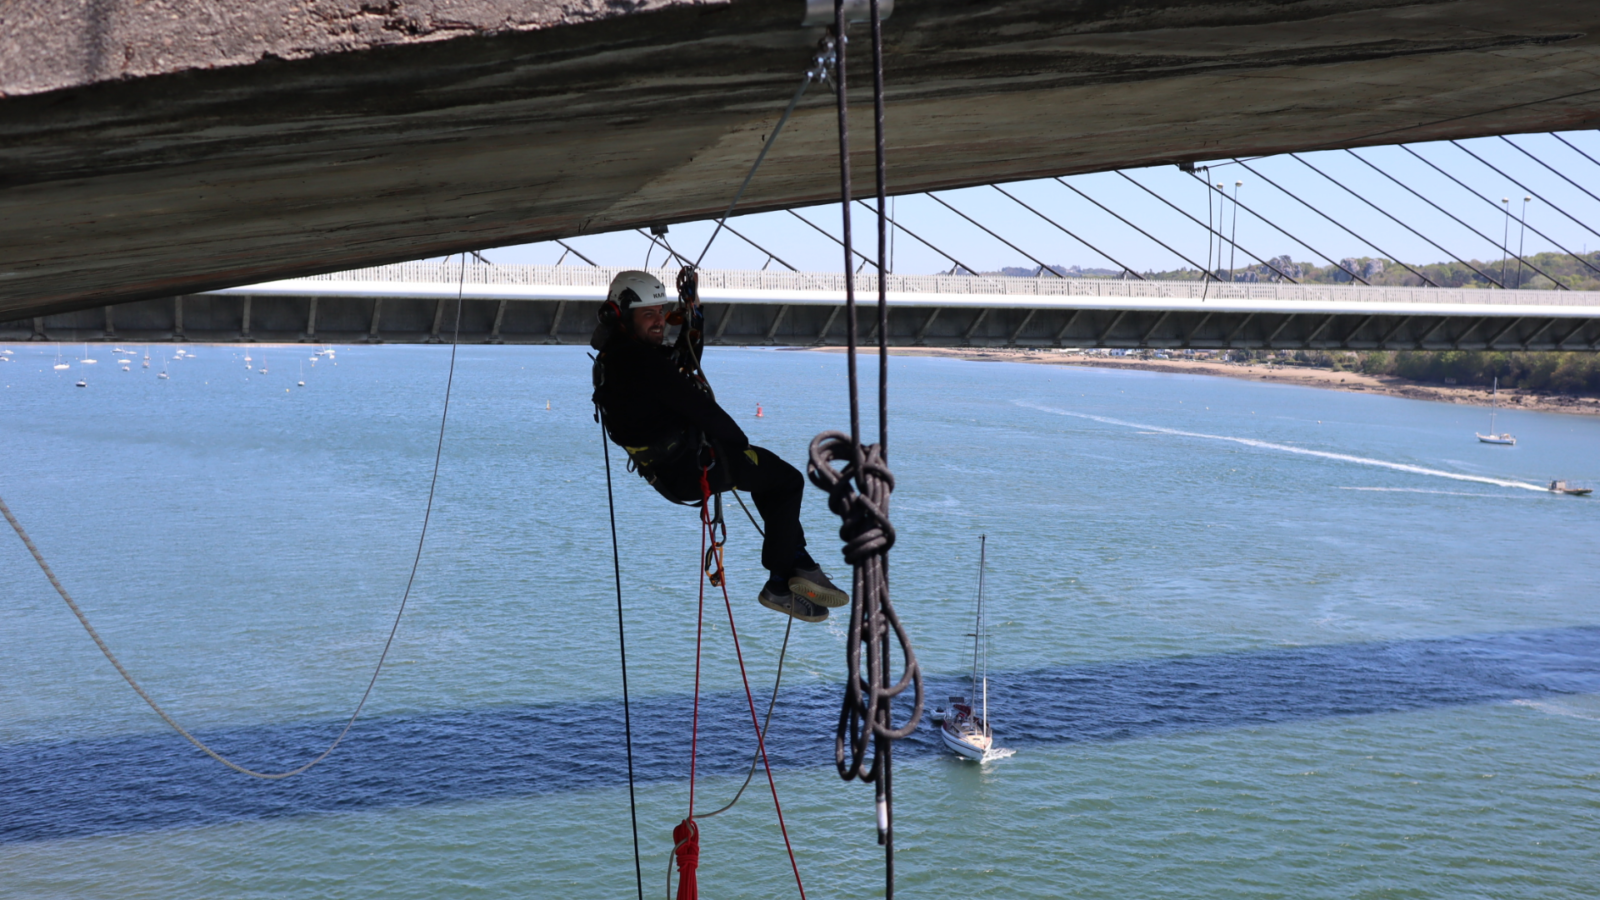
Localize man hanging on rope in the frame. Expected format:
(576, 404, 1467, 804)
(592, 270, 847, 623)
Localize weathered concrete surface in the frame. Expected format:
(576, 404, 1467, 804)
(5, 0, 1600, 320)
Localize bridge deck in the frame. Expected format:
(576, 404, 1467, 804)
(6, 264, 1597, 352)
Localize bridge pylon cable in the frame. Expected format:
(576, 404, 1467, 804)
(787, 208, 880, 269)
(1115, 171, 1296, 283)
(1343, 149, 1567, 289)
(719, 223, 799, 272)
(1052, 179, 1220, 278)
(1185, 172, 1369, 285)
(555, 239, 600, 267)
(990, 184, 1146, 280)
(1451, 140, 1600, 245)
(1232, 159, 1434, 285)
(1399, 144, 1600, 279)
(852, 198, 979, 278)
(1289, 153, 1505, 288)
(925, 192, 1066, 278)
(1551, 133, 1600, 173)
(1500, 135, 1600, 210)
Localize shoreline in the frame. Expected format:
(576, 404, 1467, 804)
(804, 346, 1600, 417)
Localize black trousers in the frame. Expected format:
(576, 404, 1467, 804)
(653, 444, 809, 581)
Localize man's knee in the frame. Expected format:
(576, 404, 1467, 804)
(739, 445, 803, 494)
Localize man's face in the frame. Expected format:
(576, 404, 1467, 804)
(629, 304, 668, 345)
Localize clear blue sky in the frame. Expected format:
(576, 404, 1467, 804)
(465, 131, 1600, 277)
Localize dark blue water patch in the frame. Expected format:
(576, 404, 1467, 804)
(5, 625, 1598, 844)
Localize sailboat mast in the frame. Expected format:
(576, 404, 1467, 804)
(1488, 376, 1498, 433)
(978, 535, 989, 737)
(969, 535, 986, 705)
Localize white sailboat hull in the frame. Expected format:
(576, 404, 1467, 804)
(940, 720, 991, 760)
(1476, 433, 1516, 445)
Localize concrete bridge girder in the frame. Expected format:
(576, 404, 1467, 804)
(5, 0, 1600, 318)
(10, 293, 1599, 353)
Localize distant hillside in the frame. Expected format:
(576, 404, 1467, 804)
(980, 251, 1600, 290)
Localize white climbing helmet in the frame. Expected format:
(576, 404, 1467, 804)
(607, 270, 670, 311)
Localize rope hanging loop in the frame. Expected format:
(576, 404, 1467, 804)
(807, 432, 923, 778)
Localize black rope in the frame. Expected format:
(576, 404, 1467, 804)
(1397, 144, 1600, 279)
(990, 184, 1146, 280)
(599, 409, 644, 900)
(808, 4, 922, 896)
(1116, 171, 1297, 283)
(1289, 152, 1505, 288)
(1341, 149, 1568, 290)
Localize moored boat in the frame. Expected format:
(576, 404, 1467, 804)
(940, 534, 1006, 761)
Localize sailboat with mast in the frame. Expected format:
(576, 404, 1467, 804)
(937, 535, 999, 761)
(1476, 376, 1516, 445)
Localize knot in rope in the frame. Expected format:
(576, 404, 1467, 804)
(672, 818, 700, 900)
(806, 431, 922, 780)
(807, 431, 895, 564)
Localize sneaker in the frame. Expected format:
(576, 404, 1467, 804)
(758, 584, 829, 623)
(789, 565, 849, 608)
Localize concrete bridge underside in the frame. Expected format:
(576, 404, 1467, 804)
(12, 293, 1599, 353)
(6, 0, 1600, 320)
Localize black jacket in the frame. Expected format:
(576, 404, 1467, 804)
(594, 336, 748, 456)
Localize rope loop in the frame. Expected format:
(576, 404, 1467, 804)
(806, 430, 923, 777)
(807, 431, 895, 564)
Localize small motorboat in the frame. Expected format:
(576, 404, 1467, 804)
(1549, 480, 1593, 497)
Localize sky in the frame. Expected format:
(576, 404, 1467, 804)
(455, 130, 1600, 278)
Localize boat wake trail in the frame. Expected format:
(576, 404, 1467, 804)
(980, 747, 1017, 763)
(1015, 400, 1546, 492)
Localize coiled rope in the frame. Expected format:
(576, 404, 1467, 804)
(1, 252, 469, 779)
(805, 2, 923, 896)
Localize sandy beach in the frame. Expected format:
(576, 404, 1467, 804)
(806, 346, 1600, 417)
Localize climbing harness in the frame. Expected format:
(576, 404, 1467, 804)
(805, 2, 923, 896)
(1, 252, 470, 779)
(596, 295, 805, 899)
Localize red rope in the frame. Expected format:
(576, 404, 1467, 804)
(673, 818, 700, 900)
(678, 461, 806, 896)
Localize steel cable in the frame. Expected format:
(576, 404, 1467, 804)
(1116, 171, 1296, 283)
(1341, 149, 1567, 289)
(1231, 160, 1429, 284)
(1398, 144, 1600, 279)
(1289, 153, 1505, 288)
(1451, 140, 1600, 244)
